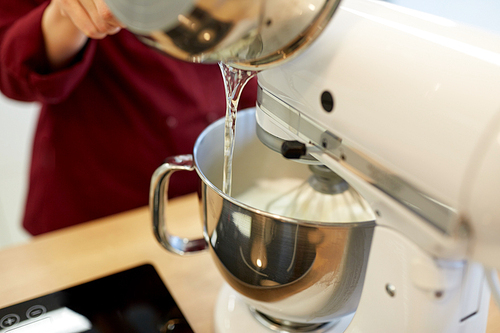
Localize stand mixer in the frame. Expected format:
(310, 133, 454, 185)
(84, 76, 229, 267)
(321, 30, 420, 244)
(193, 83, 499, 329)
(105, 0, 500, 331)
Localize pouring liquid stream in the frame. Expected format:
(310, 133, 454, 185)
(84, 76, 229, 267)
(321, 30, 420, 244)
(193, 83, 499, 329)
(219, 62, 256, 196)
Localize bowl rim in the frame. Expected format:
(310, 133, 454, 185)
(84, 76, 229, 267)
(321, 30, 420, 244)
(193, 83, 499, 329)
(193, 108, 375, 228)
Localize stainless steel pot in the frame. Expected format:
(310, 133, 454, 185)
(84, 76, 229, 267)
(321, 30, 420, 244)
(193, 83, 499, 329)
(150, 108, 375, 326)
(105, 0, 341, 70)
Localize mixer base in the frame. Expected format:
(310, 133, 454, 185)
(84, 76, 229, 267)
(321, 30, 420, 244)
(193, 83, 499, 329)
(214, 283, 354, 333)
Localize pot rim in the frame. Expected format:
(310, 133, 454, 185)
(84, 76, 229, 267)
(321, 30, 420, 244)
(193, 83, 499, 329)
(193, 108, 376, 228)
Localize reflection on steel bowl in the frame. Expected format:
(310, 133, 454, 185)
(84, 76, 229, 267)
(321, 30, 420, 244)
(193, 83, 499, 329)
(151, 108, 375, 325)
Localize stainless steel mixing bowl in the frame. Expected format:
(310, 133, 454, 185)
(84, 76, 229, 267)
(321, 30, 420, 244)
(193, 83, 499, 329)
(150, 108, 375, 326)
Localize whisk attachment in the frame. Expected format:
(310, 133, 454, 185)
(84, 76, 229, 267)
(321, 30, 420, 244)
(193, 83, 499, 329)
(265, 165, 375, 223)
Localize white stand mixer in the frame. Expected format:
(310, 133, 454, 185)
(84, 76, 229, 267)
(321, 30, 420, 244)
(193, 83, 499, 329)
(251, 0, 500, 331)
(107, 0, 500, 331)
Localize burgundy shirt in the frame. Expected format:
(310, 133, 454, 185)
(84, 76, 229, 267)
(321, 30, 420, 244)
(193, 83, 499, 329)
(0, 1, 257, 235)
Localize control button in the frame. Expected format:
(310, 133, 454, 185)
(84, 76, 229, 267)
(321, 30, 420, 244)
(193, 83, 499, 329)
(1, 314, 20, 328)
(26, 305, 47, 319)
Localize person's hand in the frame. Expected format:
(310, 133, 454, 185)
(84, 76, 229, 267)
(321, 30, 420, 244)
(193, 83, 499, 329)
(51, 0, 125, 39)
(42, 0, 125, 69)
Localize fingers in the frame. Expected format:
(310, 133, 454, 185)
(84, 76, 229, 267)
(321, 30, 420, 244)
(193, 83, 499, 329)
(55, 0, 125, 39)
(95, 0, 125, 29)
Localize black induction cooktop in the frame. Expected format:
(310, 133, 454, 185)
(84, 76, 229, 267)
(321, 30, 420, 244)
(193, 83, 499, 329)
(0, 264, 193, 333)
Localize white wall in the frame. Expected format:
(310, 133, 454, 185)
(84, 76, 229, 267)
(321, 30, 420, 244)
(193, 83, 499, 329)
(385, 0, 500, 33)
(0, 93, 39, 249)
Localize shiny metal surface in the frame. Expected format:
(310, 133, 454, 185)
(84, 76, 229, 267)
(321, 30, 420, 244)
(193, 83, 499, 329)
(150, 109, 374, 325)
(151, 155, 208, 255)
(205, 191, 373, 323)
(250, 307, 340, 332)
(105, 0, 341, 70)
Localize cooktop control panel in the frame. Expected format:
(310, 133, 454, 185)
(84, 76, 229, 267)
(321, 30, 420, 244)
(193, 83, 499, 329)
(0, 264, 193, 333)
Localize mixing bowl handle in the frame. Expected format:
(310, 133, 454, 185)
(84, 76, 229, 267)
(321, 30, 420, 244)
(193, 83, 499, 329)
(150, 155, 208, 255)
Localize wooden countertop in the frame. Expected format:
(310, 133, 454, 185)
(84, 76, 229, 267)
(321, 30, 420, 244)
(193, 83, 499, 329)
(0, 193, 499, 332)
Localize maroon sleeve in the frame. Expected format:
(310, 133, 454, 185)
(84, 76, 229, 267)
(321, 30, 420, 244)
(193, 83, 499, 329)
(0, 1, 96, 104)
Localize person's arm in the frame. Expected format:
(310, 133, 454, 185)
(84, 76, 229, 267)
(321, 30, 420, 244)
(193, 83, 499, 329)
(41, 0, 124, 70)
(0, 0, 123, 103)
